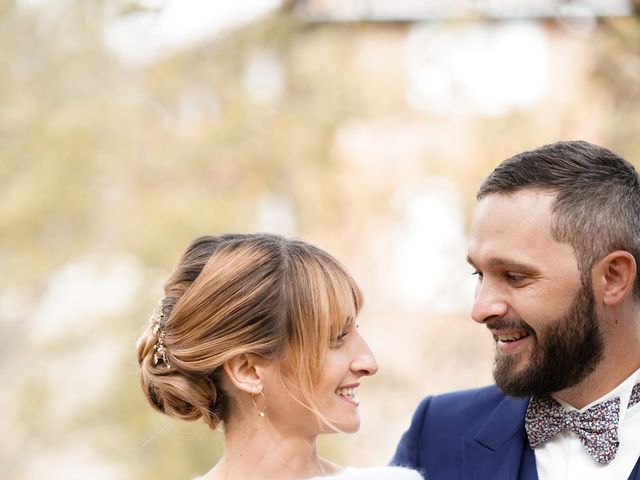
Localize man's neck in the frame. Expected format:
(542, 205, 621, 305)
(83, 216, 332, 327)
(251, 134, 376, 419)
(552, 360, 640, 409)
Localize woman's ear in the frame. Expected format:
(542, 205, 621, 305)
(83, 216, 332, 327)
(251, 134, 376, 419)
(223, 354, 265, 394)
(595, 251, 637, 306)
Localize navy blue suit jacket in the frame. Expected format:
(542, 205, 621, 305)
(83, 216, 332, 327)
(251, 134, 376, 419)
(391, 385, 640, 480)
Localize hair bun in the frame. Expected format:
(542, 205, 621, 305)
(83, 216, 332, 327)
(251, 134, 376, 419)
(137, 329, 223, 430)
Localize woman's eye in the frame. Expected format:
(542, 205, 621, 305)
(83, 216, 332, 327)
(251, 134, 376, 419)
(330, 330, 349, 348)
(471, 270, 483, 280)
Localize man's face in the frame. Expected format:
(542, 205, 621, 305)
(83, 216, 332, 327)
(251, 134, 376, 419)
(467, 190, 604, 397)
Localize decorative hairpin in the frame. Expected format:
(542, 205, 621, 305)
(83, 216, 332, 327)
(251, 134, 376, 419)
(150, 300, 171, 369)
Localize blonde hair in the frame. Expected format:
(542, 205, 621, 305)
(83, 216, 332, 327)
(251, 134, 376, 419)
(136, 233, 362, 430)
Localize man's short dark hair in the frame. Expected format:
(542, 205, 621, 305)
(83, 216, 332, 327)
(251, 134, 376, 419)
(478, 140, 640, 298)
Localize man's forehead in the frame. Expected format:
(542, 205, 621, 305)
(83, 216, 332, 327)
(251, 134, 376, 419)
(471, 190, 555, 235)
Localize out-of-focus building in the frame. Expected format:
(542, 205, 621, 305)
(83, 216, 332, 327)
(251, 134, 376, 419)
(292, 0, 635, 20)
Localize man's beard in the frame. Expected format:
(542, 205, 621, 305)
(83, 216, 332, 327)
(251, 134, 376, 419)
(492, 278, 604, 398)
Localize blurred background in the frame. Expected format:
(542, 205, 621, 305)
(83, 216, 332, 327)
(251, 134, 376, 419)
(1, 0, 639, 478)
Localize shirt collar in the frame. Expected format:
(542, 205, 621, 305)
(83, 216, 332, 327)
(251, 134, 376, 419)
(553, 367, 640, 417)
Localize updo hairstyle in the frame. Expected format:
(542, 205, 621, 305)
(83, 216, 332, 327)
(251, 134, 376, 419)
(136, 233, 362, 430)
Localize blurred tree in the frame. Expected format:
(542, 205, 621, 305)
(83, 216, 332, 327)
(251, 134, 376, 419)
(1, 2, 639, 479)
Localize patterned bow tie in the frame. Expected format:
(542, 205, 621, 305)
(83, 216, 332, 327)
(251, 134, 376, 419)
(525, 395, 621, 464)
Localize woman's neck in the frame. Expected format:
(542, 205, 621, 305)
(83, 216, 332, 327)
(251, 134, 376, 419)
(203, 418, 341, 480)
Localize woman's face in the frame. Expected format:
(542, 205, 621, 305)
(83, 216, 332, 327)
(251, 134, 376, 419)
(311, 321, 379, 433)
(262, 321, 378, 436)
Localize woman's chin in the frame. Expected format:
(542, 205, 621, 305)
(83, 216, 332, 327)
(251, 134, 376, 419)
(343, 422, 360, 434)
(321, 417, 361, 434)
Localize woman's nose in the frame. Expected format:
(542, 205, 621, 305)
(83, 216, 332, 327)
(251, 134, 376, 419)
(351, 332, 379, 377)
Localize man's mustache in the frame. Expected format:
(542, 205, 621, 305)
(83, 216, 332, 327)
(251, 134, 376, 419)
(485, 318, 535, 336)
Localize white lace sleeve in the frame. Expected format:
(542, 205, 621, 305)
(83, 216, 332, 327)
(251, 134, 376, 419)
(323, 466, 424, 479)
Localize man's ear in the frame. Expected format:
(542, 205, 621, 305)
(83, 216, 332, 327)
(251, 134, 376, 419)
(223, 354, 266, 394)
(595, 251, 637, 306)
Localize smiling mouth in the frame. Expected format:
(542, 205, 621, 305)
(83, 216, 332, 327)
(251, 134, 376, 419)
(335, 386, 359, 405)
(494, 330, 531, 343)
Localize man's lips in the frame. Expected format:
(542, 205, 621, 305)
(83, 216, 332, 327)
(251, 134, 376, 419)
(486, 318, 534, 339)
(490, 328, 533, 354)
(491, 329, 531, 342)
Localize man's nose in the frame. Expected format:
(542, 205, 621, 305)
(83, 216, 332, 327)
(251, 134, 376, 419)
(471, 280, 508, 324)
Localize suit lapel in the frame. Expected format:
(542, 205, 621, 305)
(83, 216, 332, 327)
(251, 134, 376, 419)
(462, 395, 537, 480)
(629, 457, 640, 480)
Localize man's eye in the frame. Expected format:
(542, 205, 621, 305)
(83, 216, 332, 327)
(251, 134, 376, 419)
(471, 270, 483, 280)
(506, 273, 526, 282)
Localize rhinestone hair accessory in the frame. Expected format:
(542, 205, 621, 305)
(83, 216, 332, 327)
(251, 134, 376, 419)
(150, 300, 171, 369)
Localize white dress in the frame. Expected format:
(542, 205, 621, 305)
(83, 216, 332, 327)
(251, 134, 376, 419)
(195, 466, 424, 479)
(308, 466, 423, 479)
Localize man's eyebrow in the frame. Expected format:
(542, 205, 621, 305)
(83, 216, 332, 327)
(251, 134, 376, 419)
(466, 256, 537, 272)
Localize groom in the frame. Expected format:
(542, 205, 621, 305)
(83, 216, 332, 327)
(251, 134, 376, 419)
(392, 140, 640, 479)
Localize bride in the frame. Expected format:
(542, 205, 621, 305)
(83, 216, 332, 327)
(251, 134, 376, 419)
(137, 233, 422, 480)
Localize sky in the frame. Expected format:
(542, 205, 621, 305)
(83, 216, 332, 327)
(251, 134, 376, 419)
(104, 0, 282, 65)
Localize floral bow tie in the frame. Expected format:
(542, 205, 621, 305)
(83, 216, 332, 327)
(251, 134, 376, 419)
(525, 395, 621, 464)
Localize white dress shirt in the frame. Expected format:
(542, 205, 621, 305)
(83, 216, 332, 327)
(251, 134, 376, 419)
(535, 368, 640, 480)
